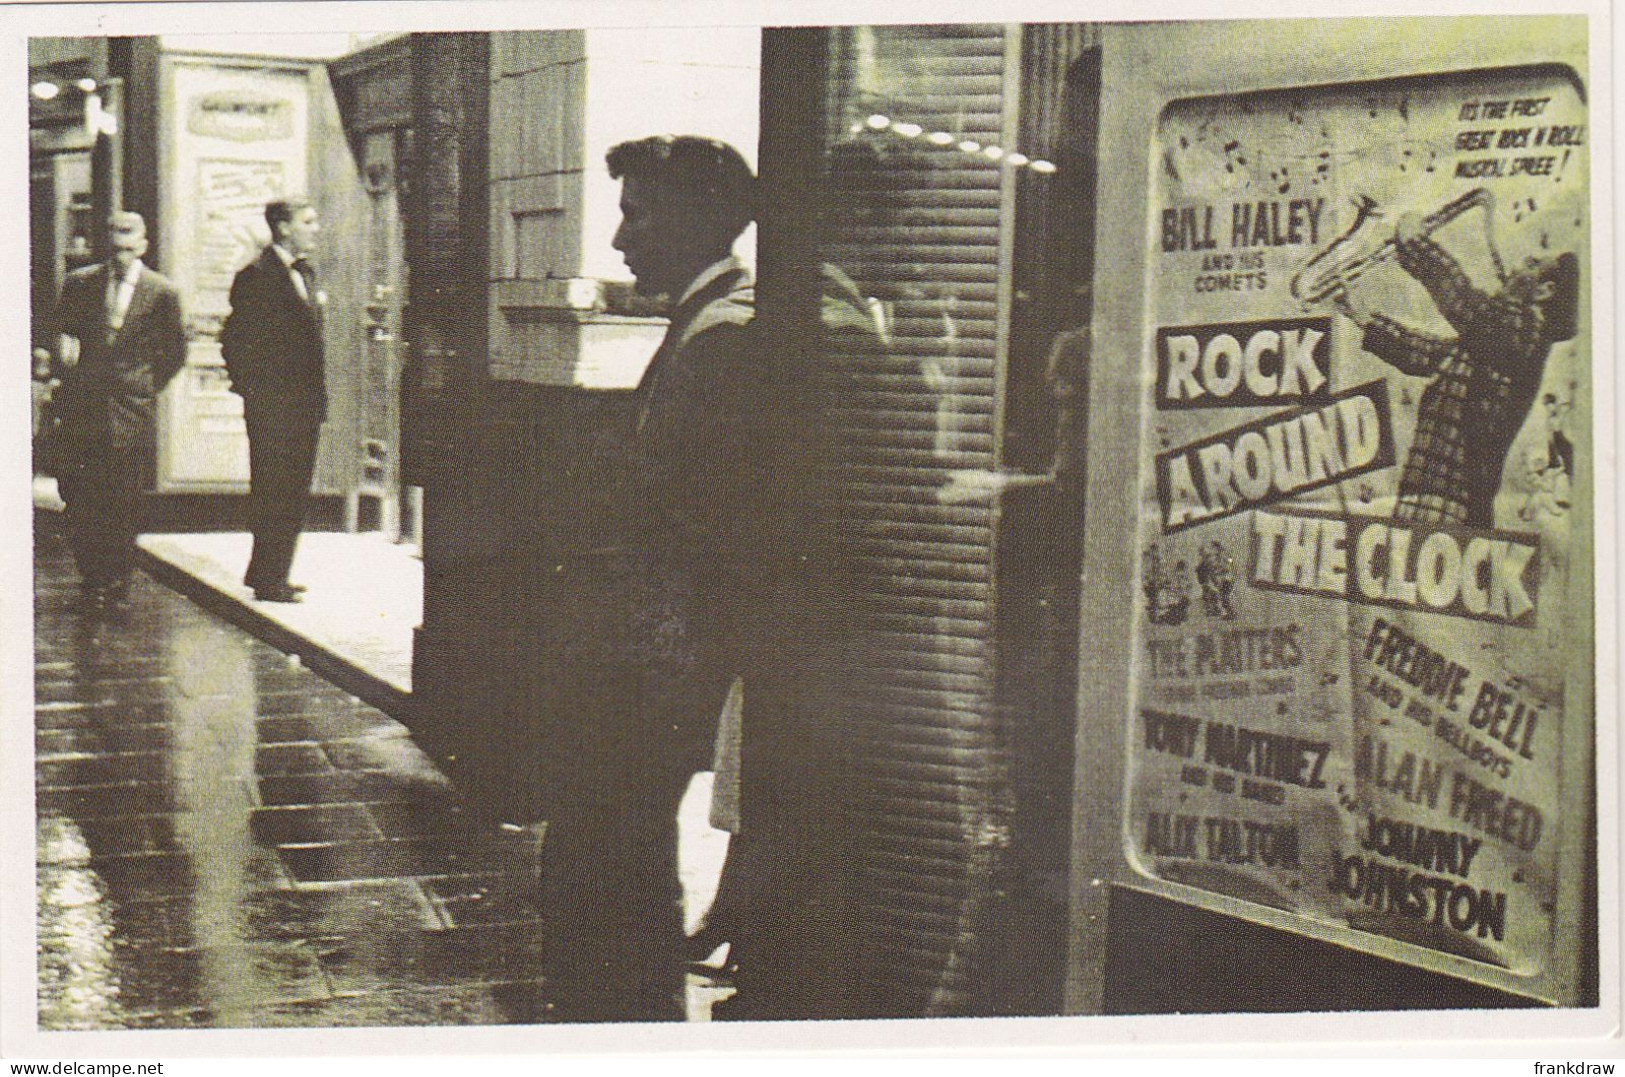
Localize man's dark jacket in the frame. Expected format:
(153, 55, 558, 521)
(219, 246, 326, 424)
(462, 265, 769, 823)
(566, 264, 764, 766)
(49, 262, 188, 454)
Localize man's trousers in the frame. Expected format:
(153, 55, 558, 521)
(530, 624, 733, 1023)
(244, 414, 320, 590)
(58, 444, 143, 590)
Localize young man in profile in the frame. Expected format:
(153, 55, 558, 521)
(527, 135, 765, 1022)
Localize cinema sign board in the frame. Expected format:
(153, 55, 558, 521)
(1075, 19, 1594, 1011)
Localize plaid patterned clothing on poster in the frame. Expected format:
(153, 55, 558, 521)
(1359, 236, 1553, 529)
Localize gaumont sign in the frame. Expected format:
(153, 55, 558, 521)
(187, 90, 293, 142)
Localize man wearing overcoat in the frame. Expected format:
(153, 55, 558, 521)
(45, 211, 187, 611)
(221, 198, 326, 602)
(528, 135, 769, 1022)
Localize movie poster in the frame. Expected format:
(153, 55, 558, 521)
(1125, 68, 1587, 976)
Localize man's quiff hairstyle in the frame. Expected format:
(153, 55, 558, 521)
(606, 135, 755, 245)
(265, 197, 315, 235)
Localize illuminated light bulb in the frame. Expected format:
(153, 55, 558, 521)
(866, 114, 890, 130)
(31, 81, 60, 100)
(927, 131, 954, 146)
(1030, 159, 1059, 174)
(983, 145, 1005, 160)
(958, 140, 982, 153)
(1005, 152, 1030, 166)
(893, 122, 923, 138)
(76, 78, 97, 93)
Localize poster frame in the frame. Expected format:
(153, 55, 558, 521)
(1066, 13, 1600, 1014)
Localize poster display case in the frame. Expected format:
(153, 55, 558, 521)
(1072, 17, 1595, 1011)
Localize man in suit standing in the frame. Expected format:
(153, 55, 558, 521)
(221, 198, 326, 603)
(518, 135, 767, 1022)
(44, 211, 188, 612)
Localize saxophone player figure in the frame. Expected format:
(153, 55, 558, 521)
(1328, 211, 1578, 528)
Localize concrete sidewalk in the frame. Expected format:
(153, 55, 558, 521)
(137, 530, 420, 713)
(34, 477, 421, 712)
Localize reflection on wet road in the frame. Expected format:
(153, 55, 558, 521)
(34, 526, 550, 1029)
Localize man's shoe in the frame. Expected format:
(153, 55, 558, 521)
(253, 584, 304, 603)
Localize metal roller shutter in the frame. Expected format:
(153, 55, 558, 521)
(819, 23, 1012, 1016)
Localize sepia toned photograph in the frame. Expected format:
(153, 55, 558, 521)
(2, 1, 1614, 1057)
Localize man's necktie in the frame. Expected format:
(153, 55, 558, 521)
(292, 256, 316, 305)
(105, 274, 131, 341)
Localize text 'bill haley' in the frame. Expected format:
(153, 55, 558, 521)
(1156, 381, 1394, 533)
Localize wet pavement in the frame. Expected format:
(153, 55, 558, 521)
(137, 530, 421, 699)
(32, 520, 730, 1029)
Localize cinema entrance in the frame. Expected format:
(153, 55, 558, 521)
(386, 17, 1597, 1020)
